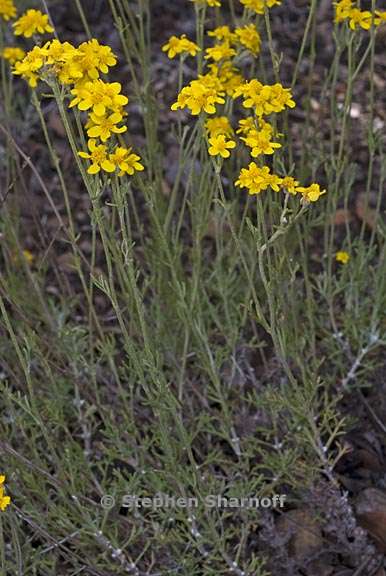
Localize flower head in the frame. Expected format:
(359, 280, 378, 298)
(206, 116, 234, 137)
(296, 183, 326, 202)
(334, 1, 376, 29)
(236, 117, 256, 135)
(205, 41, 236, 62)
(13, 9, 54, 38)
(1, 46, 25, 64)
(207, 62, 244, 97)
(347, 9, 372, 30)
(208, 134, 236, 158)
(241, 127, 281, 157)
(78, 139, 116, 174)
(236, 163, 282, 194)
(171, 78, 225, 115)
(280, 176, 300, 195)
(162, 35, 200, 59)
(70, 80, 128, 116)
(0, 475, 11, 512)
(13, 46, 48, 87)
(0, 0, 16, 21)
(208, 26, 236, 42)
(76, 39, 117, 79)
(87, 111, 127, 142)
(235, 80, 295, 116)
(190, 0, 221, 7)
(109, 146, 144, 176)
(41, 40, 82, 84)
(240, 0, 281, 15)
(235, 24, 261, 55)
(336, 251, 350, 264)
(334, 0, 354, 23)
(375, 11, 386, 25)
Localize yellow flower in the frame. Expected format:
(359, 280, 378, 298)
(76, 39, 117, 79)
(109, 146, 144, 176)
(205, 41, 236, 62)
(78, 139, 116, 174)
(235, 25, 261, 55)
(0, 475, 11, 512)
(208, 26, 237, 42)
(13, 9, 54, 38)
(235, 80, 295, 116)
(347, 9, 373, 30)
(205, 116, 233, 137)
(13, 46, 47, 88)
(0, 491, 10, 511)
(334, 1, 375, 29)
(0, 0, 16, 21)
(162, 34, 200, 59)
(334, 0, 353, 23)
(296, 183, 326, 202)
(280, 176, 300, 195)
(42, 40, 83, 84)
(1, 46, 25, 64)
(240, 0, 281, 15)
(11, 249, 34, 266)
(22, 250, 34, 264)
(207, 62, 244, 97)
(87, 111, 127, 142)
(171, 78, 225, 115)
(241, 127, 281, 157)
(375, 11, 386, 25)
(70, 80, 128, 116)
(236, 117, 256, 135)
(190, 0, 221, 7)
(208, 134, 236, 158)
(236, 163, 282, 194)
(43, 39, 74, 65)
(335, 251, 350, 264)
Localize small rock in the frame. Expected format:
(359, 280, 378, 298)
(356, 488, 386, 552)
(332, 208, 352, 226)
(355, 192, 378, 230)
(277, 509, 323, 560)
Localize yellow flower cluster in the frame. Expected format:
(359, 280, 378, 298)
(334, 0, 386, 30)
(6, 26, 143, 177)
(207, 23, 262, 57)
(170, 7, 325, 203)
(170, 23, 262, 116)
(0, 3, 144, 178)
(236, 165, 325, 201)
(0, 475, 11, 512)
(0, 0, 16, 21)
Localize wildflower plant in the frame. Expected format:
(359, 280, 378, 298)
(0, 0, 386, 574)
